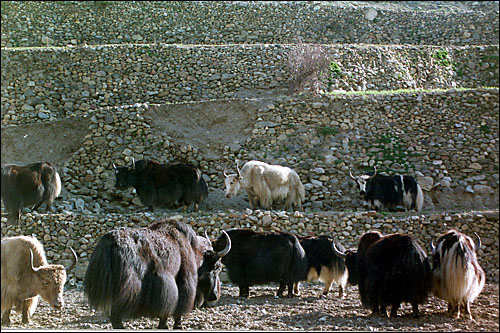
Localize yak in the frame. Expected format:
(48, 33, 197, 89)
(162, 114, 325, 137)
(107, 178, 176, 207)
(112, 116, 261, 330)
(349, 166, 424, 212)
(1, 235, 77, 326)
(333, 231, 432, 318)
(1, 162, 62, 226)
(83, 219, 231, 329)
(113, 158, 208, 211)
(212, 228, 308, 298)
(430, 229, 486, 320)
(224, 160, 305, 211)
(294, 235, 348, 298)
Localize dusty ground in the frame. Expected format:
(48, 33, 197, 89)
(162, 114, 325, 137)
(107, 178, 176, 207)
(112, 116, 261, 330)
(2, 283, 498, 331)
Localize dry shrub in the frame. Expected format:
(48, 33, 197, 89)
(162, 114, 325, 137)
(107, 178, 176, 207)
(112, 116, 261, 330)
(287, 39, 331, 95)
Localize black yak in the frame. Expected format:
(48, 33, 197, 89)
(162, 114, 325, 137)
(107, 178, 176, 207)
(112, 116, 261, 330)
(333, 231, 432, 317)
(83, 219, 231, 329)
(212, 228, 308, 298)
(113, 158, 208, 211)
(349, 166, 424, 212)
(1, 162, 61, 226)
(430, 229, 486, 320)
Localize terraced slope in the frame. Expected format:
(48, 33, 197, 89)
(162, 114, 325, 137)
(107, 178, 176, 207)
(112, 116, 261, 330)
(1, 1, 498, 330)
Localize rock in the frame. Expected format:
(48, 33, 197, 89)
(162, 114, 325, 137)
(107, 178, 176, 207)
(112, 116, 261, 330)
(38, 112, 50, 119)
(469, 163, 483, 170)
(364, 8, 378, 21)
(74, 262, 88, 280)
(418, 176, 434, 191)
(22, 104, 35, 112)
(75, 198, 85, 211)
(473, 185, 494, 194)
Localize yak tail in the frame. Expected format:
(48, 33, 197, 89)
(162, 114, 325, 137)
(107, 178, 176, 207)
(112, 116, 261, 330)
(297, 180, 305, 203)
(39, 167, 62, 207)
(415, 184, 424, 212)
(291, 237, 309, 283)
(83, 233, 142, 317)
(397, 241, 432, 305)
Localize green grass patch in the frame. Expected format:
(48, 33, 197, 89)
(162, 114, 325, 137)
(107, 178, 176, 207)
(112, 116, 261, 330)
(318, 126, 338, 136)
(482, 54, 499, 61)
(325, 87, 498, 96)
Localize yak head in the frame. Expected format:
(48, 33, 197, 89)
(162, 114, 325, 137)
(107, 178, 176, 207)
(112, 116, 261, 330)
(223, 161, 243, 198)
(113, 158, 137, 189)
(30, 248, 78, 309)
(195, 231, 232, 308)
(349, 167, 377, 196)
(332, 231, 383, 286)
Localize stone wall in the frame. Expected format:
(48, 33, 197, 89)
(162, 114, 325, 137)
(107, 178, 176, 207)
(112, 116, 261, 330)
(1, 1, 498, 47)
(1, 209, 498, 286)
(27, 88, 496, 213)
(2, 44, 499, 124)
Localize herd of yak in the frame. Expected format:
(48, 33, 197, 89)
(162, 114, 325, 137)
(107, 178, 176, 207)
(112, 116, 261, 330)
(0, 158, 486, 329)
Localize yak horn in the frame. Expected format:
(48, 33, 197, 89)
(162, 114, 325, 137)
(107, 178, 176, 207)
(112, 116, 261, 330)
(30, 249, 40, 272)
(473, 232, 481, 251)
(112, 162, 117, 170)
(65, 248, 78, 272)
(368, 166, 377, 179)
(236, 160, 242, 178)
(217, 230, 231, 258)
(368, 165, 377, 179)
(430, 239, 436, 253)
(130, 157, 135, 169)
(332, 238, 347, 259)
(204, 230, 212, 246)
(223, 169, 230, 178)
(349, 168, 356, 180)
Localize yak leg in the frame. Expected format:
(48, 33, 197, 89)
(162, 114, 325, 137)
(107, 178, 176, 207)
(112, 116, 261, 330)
(247, 193, 259, 209)
(338, 285, 345, 299)
(293, 282, 300, 296)
(286, 282, 295, 298)
(158, 317, 169, 329)
(1, 307, 12, 326)
(173, 317, 183, 330)
(110, 312, 125, 329)
(2, 193, 22, 226)
(322, 274, 334, 296)
(261, 187, 272, 210)
(448, 302, 460, 318)
(137, 179, 157, 211)
(277, 282, 286, 297)
(463, 301, 474, 321)
(21, 296, 39, 324)
(390, 302, 400, 317)
(238, 285, 250, 298)
(411, 302, 421, 318)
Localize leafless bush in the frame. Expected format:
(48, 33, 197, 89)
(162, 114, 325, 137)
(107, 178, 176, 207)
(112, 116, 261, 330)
(287, 39, 331, 95)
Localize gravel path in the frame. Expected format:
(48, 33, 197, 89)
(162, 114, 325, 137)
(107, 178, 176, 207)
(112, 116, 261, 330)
(3, 283, 498, 331)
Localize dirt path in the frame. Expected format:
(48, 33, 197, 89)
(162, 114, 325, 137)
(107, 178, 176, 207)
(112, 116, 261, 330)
(3, 283, 498, 331)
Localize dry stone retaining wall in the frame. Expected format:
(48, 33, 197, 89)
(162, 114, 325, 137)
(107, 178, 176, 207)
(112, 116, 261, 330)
(1, 209, 498, 286)
(1, 1, 498, 47)
(2, 44, 498, 124)
(47, 89, 498, 212)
